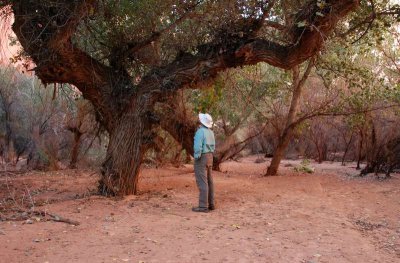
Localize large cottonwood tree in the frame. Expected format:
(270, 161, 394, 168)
(4, 0, 360, 195)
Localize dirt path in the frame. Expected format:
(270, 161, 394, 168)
(1, 157, 399, 262)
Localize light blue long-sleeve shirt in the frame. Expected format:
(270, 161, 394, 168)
(194, 125, 215, 159)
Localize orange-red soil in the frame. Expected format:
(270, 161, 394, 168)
(1, 157, 399, 263)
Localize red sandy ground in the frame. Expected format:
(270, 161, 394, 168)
(0, 156, 399, 263)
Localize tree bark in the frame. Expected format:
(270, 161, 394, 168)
(341, 131, 354, 165)
(317, 142, 328, 163)
(98, 97, 155, 196)
(266, 128, 296, 176)
(266, 58, 314, 176)
(159, 113, 196, 158)
(99, 119, 145, 195)
(0, 90, 14, 163)
(69, 129, 83, 169)
(158, 93, 197, 157)
(356, 129, 364, 170)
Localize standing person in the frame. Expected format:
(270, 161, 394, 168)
(192, 113, 216, 213)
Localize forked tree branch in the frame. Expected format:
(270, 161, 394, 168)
(136, 0, 359, 101)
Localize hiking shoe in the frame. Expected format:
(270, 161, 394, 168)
(192, 207, 209, 213)
(208, 205, 215, 211)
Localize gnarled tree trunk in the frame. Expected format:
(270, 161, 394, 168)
(99, 125, 144, 195)
(99, 97, 155, 196)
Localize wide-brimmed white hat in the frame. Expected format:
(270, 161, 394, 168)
(199, 113, 213, 128)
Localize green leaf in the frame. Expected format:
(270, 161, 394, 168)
(317, 0, 326, 9)
(297, 21, 307, 27)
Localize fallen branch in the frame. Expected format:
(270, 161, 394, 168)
(0, 209, 80, 226)
(34, 210, 80, 226)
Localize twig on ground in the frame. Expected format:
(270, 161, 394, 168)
(0, 209, 80, 226)
(36, 211, 80, 226)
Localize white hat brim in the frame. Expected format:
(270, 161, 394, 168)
(199, 113, 213, 128)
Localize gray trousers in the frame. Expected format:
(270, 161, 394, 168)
(194, 153, 214, 208)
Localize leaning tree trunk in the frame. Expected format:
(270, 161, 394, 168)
(266, 58, 315, 176)
(341, 131, 354, 165)
(266, 128, 294, 176)
(212, 154, 224, 172)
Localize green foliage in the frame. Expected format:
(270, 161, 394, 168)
(293, 159, 315, 174)
(190, 79, 223, 115)
(317, 35, 398, 109)
(189, 64, 280, 135)
(72, 0, 370, 78)
(344, 0, 398, 46)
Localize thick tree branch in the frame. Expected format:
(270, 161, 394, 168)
(134, 0, 359, 104)
(11, 0, 122, 131)
(158, 93, 196, 156)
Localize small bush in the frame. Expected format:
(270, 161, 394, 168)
(294, 159, 315, 174)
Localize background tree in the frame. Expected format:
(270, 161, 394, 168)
(358, 25, 400, 176)
(65, 98, 99, 169)
(266, 57, 315, 175)
(0, 65, 106, 170)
